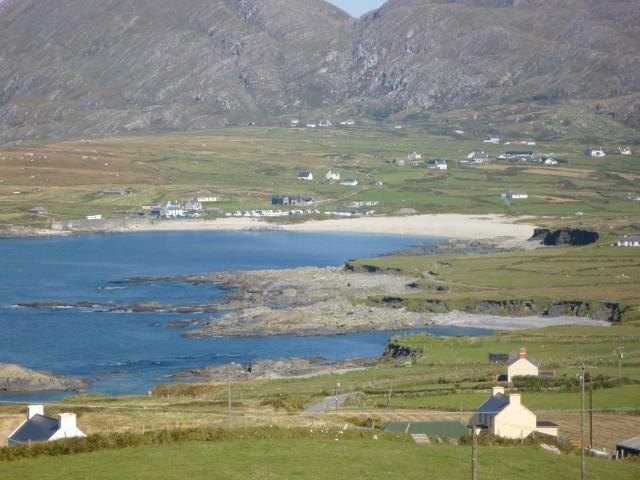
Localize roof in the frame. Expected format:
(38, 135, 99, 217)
(536, 421, 558, 427)
(617, 435, 640, 451)
(9, 414, 58, 443)
(383, 421, 468, 438)
(508, 353, 539, 367)
(476, 393, 510, 416)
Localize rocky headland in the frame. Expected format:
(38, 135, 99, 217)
(0, 364, 90, 393)
(171, 357, 376, 383)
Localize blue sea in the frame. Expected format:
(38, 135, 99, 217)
(0, 230, 490, 400)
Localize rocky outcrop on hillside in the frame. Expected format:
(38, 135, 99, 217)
(540, 229, 599, 246)
(172, 357, 376, 382)
(1, 0, 639, 142)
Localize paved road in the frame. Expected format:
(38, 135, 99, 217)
(303, 393, 353, 415)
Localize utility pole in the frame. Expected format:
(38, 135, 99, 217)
(618, 345, 624, 379)
(589, 374, 593, 449)
(471, 427, 478, 480)
(580, 367, 586, 480)
(227, 371, 232, 429)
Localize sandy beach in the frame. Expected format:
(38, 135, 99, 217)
(108, 214, 538, 243)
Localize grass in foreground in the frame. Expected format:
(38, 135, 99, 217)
(1, 438, 638, 480)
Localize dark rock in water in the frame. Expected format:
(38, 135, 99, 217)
(542, 229, 599, 246)
(167, 319, 200, 329)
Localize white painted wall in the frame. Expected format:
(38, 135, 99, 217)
(508, 358, 538, 382)
(493, 395, 537, 439)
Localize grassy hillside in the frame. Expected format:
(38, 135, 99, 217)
(1, 438, 638, 480)
(350, 243, 640, 322)
(1, 121, 639, 228)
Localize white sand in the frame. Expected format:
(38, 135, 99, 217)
(431, 312, 610, 330)
(114, 214, 537, 243)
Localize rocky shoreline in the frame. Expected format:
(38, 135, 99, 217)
(171, 357, 377, 383)
(0, 364, 90, 393)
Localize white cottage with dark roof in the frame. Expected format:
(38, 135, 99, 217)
(469, 387, 558, 439)
(507, 347, 539, 382)
(8, 405, 85, 446)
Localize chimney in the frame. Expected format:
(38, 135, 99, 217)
(57, 413, 77, 431)
(509, 394, 521, 406)
(492, 386, 505, 396)
(27, 405, 44, 420)
(520, 347, 527, 359)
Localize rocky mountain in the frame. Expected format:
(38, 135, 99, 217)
(1, 0, 639, 142)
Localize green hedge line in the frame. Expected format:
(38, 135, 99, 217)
(0, 426, 408, 463)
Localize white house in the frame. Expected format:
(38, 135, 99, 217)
(298, 171, 313, 181)
(467, 151, 489, 164)
(501, 192, 529, 201)
(319, 120, 332, 127)
(196, 191, 217, 202)
(326, 168, 340, 181)
(507, 348, 539, 382)
(184, 199, 203, 212)
(588, 148, 606, 157)
(483, 136, 501, 145)
(408, 152, 423, 161)
(163, 201, 184, 218)
(340, 179, 359, 187)
(619, 146, 632, 156)
(544, 158, 558, 165)
(86, 215, 103, 220)
(8, 405, 86, 446)
(470, 387, 558, 439)
(427, 160, 448, 171)
(617, 234, 640, 247)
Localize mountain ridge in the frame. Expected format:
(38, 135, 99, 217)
(1, 0, 639, 142)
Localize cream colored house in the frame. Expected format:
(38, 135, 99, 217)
(326, 169, 340, 181)
(470, 387, 558, 439)
(507, 347, 539, 382)
(8, 405, 86, 446)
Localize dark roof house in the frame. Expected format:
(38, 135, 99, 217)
(8, 405, 86, 446)
(617, 435, 640, 458)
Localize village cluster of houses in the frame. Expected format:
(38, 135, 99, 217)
(139, 191, 217, 219)
(225, 208, 375, 219)
(297, 169, 359, 187)
(391, 153, 449, 171)
(585, 146, 632, 157)
(290, 119, 355, 128)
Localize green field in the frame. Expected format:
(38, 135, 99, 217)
(1, 120, 639, 227)
(1, 438, 638, 480)
(351, 244, 640, 323)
